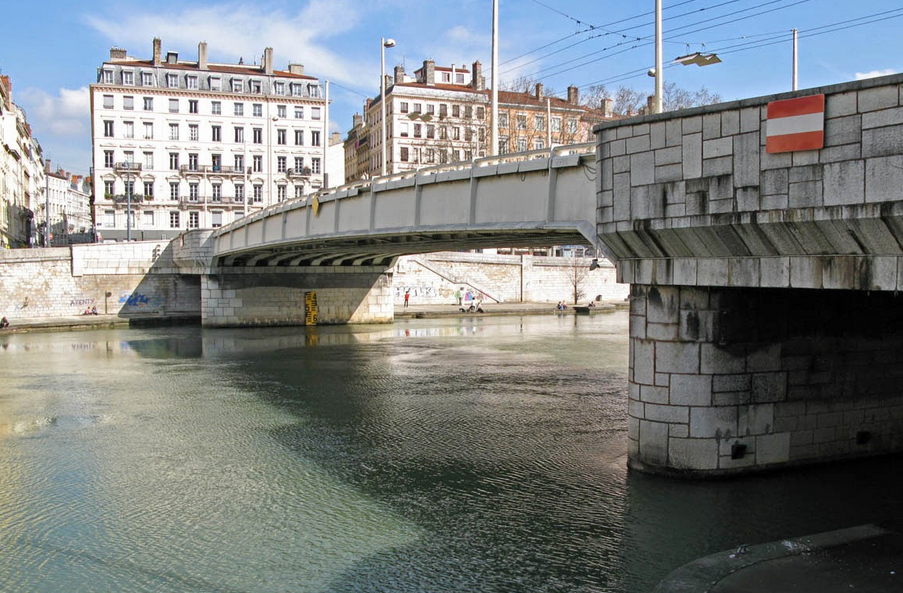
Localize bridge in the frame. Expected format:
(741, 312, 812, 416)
(174, 72, 903, 477)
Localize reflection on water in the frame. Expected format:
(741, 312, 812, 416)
(0, 313, 900, 592)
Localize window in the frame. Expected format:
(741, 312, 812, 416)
(170, 211, 180, 228)
(551, 116, 561, 132)
(442, 72, 451, 83)
(142, 72, 154, 86)
(122, 71, 134, 85)
(104, 210, 115, 226)
(143, 97, 153, 111)
(189, 183, 199, 201)
(517, 136, 528, 152)
(189, 100, 198, 114)
(144, 152, 153, 169)
(211, 101, 221, 115)
(144, 122, 153, 139)
(209, 76, 222, 91)
(211, 211, 223, 228)
(169, 153, 179, 170)
(465, 127, 473, 142)
(453, 126, 460, 140)
(166, 74, 178, 88)
(308, 83, 321, 98)
(295, 186, 305, 199)
(143, 210, 154, 226)
(439, 126, 447, 140)
(123, 178, 134, 196)
(212, 184, 222, 202)
(400, 102, 409, 113)
(186, 76, 198, 90)
(413, 123, 421, 138)
(311, 131, 320, 147)
(499, 135, 510, 154)
(234, 154, 244, 170)
(439, 104, 448, 118)
(104, 181, 115, 197)
(211, 125, 221, 142)
(311, 107, 321, 120)
(277, 129, 286, 145)
(170, 182, 179, 200)
(235, 183, 244, 202)
(567, 118, 578, 134)
(103, 120, 114, 137)
(169, 98, 179, 113)
(231, 79, 243, 93)
(498, 113, 509, 128)
(234, 103, 244, 116)
(427, 104, 435, 115)
(103, 95, 114, 109)
(534, 139, 546, 150)
(399, 122, 409, 137)
(189, 124, 199, 141)
(534, 114, 546, 131)
(253, 155, 262, 172)
(189, 211, 199, 228)
(102, 70, 113, 84)
(456, 73, 465, 84)
(253, 128, 262, 144)
(234, 127, 244, 143)
(439, 150, 448, 164)
(104, 150, 114, 168)
(277, 185, 286, 201)
(426, 148, 435, 163)
(274, 82, 285, 95)
(253, 185, 263, 202)
(294, 157, 305, 172)
(294, 107, 303, 119)
(311, 158, 321, 174)
(253, 103, 262, 117)
(277, 105, 287, 118)
(277, 156, 287, 173)
(188, 153, 199, 171)
(477, 106, 485, 120)
(143, 181, 154, 198)
(400, 147, 409, 162)
(294, 130, 304, 145)
(123, 96, 134, 110)
(169, 124, 179, 140)
(452, 104, 460, 118)
(413, 103, 422, 113)
(426, 124, 435, 139)
(211, 154, 222, 172)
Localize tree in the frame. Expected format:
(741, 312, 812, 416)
(662, 81, 721, 111)
(563, 255, 590, 305)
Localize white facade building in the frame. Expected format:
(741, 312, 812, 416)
(91, 39, 327, 241)
(45, 166, 92, 242)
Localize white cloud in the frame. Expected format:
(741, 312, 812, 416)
(18, 86, 90, 136)
(855, 69, 898, 80)
(84, 1, 367, 84)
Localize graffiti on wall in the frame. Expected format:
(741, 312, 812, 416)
(119, 292, 158, 308)
(393, 286, 438, 299)
(70, 298, 96, 307)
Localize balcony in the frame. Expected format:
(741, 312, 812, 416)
(179, 164, 247, 176)
(113, 162, 142, 173)
(179, 195, 246, 207)
(109, 194, 145, 205)
(286, 167, 312, 179)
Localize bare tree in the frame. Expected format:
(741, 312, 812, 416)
(663, 81, 721, 111)
(563, 256, 590, 305)
(612, 86, 648, 115)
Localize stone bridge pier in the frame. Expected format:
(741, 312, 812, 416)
(596, 73, 903, 475)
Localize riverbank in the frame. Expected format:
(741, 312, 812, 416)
(0, 301, 628, 333)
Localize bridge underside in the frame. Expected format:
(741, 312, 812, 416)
(214, 227, 591, 267)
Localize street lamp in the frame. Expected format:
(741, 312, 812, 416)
(380, 37, 396, 177)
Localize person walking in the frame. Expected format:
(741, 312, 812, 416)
(455, 288, 462, 306)
(404, 289, 410, 308)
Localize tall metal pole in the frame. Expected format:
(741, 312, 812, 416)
(792, 28, 798, 91)
(324, 80, 330, 189)
(546, 97, 552, 148)
(380, 39, 388, 176)
(490, 0, 499, 155)
(44, 166, 49, 247)
(654, 0, 663, 114)
(126, 167, 131, 241)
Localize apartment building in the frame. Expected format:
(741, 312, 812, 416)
(91, 38, 327, 241)
(1, 74, 45, 248)
(45, 162, 92, 242)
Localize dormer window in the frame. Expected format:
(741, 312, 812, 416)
(291, 83, 303, 97)
(141, 72, 154, 86)
(102, 70, 114, 84)
(122, 71, 134, 85)
(274, 82, 285, 95)
(307, 84, 321, 98)
(209, 76, 222, 91)
(186, 76, 198, 90)
(166, 74, 178, 88)
(249, 80, 262, 94)
(231, 79, 244, 93)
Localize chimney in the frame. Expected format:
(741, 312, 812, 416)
(330, 131, 342, 146)
(110, 47, 127, 60)
(394, 64, 405, 84)
(198, 42, 208, 70)
(44, 159, 51, 173)
(264, 47, 274, 75)
(423, 59, 435, 86)
(288, 63, 305, 75)
(451, 64, 456, 84)
(353, 113, 363, 127)
(602, 97, 613, 118)
(535, 83, 543, 100)
(567, 85, 579, 105)
(166, 51, 178, 64)
(471, 61, 483, 90)
(153, 38, 162, 66)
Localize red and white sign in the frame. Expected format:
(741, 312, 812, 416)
(765, 94, 825, 153)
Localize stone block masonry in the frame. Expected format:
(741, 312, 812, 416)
(628, 284, 903, 476)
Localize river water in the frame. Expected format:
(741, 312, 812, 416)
(0, 312, 901, 593)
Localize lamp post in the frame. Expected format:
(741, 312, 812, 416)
(380, 37, 396, 177)
(126, 166, 132, 241)
(653, 0, 663, 114)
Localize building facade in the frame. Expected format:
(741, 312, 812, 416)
(91, 39, 327, 241)
(44, 163, 92, 243)
(1, 74, 45, 248)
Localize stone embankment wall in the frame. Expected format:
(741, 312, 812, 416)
(391, 252, 628, 305)
(628, 285, 903, 475)
(0, 242, 200, 321)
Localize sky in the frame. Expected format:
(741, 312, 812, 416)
(2, 0, 902, 176)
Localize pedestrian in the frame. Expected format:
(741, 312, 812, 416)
(455, 288, 462, 306)
(404, 289, 410, 308)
